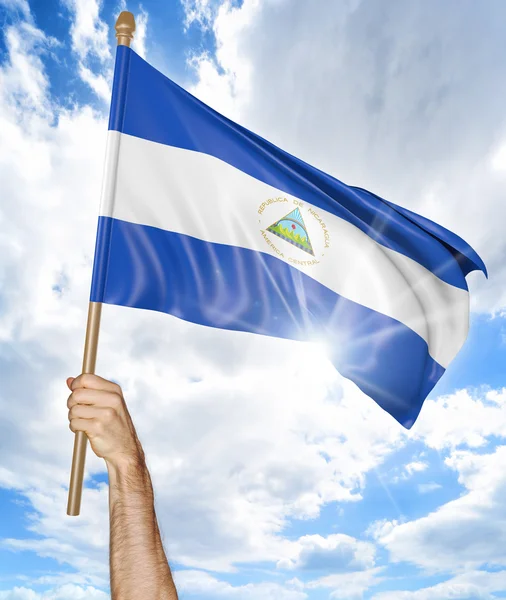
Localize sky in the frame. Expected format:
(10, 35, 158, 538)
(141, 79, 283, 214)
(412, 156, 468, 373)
(0, 0, 506, 598)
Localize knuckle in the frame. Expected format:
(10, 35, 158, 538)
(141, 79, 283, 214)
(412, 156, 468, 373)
(110, 392, 123, 407)
(80, 373, 94, 388)
(112, 382, 123, 396)
(69, 405, 80, 419)
(71, 374, 82, 389)
(72, 388, 85, 401)
(103, 407, 116, 421)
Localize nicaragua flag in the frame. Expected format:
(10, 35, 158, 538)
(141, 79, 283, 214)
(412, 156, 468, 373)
(91, 45, 487, 429)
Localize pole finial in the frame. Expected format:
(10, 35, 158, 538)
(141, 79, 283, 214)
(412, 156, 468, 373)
(115, 11, 135, 47)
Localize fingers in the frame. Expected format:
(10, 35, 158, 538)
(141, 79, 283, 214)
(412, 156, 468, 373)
(68, 405, 119, 438)
(69, 416, 99, 435)
(68, 404, 116, 421)
(69, 373, 122, 395)
(67, 387, 123, 409)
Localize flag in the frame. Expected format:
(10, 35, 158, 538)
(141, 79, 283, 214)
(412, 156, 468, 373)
(90, 45, 486, 429)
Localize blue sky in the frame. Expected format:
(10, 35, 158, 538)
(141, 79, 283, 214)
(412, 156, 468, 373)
(1, 0, 506, 599)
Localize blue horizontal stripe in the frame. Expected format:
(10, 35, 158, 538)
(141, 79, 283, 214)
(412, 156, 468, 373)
(90, 216, 445, 428)
(107, 46, 486, 290)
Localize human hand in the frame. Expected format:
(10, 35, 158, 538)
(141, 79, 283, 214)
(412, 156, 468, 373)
(67, 374, 145, 470)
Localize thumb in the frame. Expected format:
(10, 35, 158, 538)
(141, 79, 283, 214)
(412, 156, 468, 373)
(66, 377, 75, 390)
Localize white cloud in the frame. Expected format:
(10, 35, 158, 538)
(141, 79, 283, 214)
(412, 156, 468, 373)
(14, 572, 107, 588)
(0, 585, 109, 600)
(391, 459, 428, 483)
(378, 445, 506, 572)
(63, 0, 110, 63)
(417, 482, 441, 494)
(127, 350, 404, 571)
(60, 0, 149, 99)
(0, 0, 31, 20)
(366, 519, 402, 543)
(187, 0, 260, 120)
(173, 569, 307, 599)
(59, 0, 113, 99)
(0, 21, 52, 115)
(181, 0, 216, 30)
(174, 567, 384, 600)
(134, 6, 148, 59)
(368, 387, 506, 575)
(78, 64, 111, 101)
(277, 533, 375, 572)
(490, 142, 506, 172)
(306, 567, 385, 599)
(372, 569, 506, 600)
(404, 461, 428, 476)
(1, 485, 110, 586)
(410, 388, 506, 450)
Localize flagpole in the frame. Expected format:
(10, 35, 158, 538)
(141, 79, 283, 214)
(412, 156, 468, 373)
(66, 11, 136, 517)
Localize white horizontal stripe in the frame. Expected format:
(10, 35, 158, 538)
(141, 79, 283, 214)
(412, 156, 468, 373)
(103, 131, 469, 368)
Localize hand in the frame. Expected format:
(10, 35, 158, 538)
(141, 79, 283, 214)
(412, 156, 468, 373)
(67, 374, 145, 469)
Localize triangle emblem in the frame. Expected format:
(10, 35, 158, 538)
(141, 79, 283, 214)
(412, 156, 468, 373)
(267, 208, 315, 256)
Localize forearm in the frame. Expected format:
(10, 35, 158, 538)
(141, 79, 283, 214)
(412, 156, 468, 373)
(107, 456, 178, 600)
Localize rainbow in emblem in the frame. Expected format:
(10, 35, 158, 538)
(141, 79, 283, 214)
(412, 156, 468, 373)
(267, 208, 315, 256)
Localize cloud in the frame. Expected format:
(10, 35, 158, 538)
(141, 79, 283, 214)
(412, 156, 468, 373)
(0, 585, 109, 600)
(0, 20, 53, 115)
(134, 6, 148, 59)
(391, 459, 428, 483)
(277, 533, 375, 572)
(181, 0, 217, 31)
(0, 0, 31, 20)
(404, 461, 428, 476)
(378, 445, 506, 572)
(372, 569, 506, 600)
(366, 387, 506, 579)
(60, 0, 150, 100)
(417, 482, 441, 494)
(59, 0, 112, 101)
(175, 568, 384, 600)
(128, 353, 404, 571)
(1, 486, 111, 587)
(187, 0, 260, 121)
(410, 387, 506, 450)
(62, 0, 110, 62)
(173, 569, 307, 599)
(491, 142, 506, 172)
(305, 567, 385, 599)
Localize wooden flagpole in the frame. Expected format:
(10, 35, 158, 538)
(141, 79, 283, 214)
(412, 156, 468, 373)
(66, 11, 136, 517)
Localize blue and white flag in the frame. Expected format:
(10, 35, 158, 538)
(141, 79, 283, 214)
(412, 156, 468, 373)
(91, 46, 486, 429)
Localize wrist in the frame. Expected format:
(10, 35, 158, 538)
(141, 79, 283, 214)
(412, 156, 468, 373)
(106, 451, 145, 473)
(106, 452, 151, 492)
